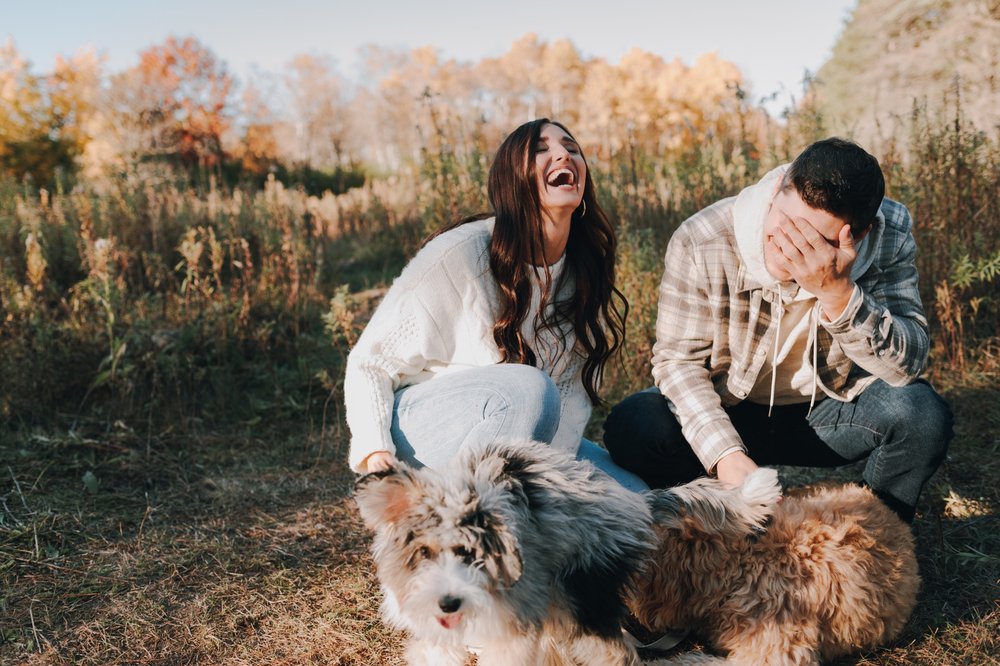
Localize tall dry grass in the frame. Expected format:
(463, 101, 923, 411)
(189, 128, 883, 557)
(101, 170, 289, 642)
(2, 100, 998, 435)
(883, 99, 1000, 381)
(0, 172, 426, 431)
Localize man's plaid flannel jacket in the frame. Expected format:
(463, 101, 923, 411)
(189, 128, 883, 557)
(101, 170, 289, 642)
(651, 195, 929, 472)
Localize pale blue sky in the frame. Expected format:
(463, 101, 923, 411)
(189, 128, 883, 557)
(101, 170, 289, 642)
(4, 0, 856, 114)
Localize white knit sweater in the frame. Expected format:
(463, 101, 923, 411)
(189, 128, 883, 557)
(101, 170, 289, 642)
(344, 217, 591, 472)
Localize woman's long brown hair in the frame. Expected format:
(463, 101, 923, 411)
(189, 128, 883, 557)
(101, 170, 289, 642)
(436, 118, 627, 405)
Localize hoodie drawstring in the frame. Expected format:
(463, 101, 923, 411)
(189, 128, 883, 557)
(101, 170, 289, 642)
(768, 285, 782, 418)
(807, 305, 819, 418)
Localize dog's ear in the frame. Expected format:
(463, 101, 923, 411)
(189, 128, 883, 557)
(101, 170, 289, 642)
(484, 520, 523, 587)
(354, 465, 420, 529)
(468, 442, 538, 486)
(463, 503, 523, 586)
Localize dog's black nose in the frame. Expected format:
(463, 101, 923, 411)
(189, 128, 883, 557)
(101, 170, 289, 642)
(438, 595, 462, 613)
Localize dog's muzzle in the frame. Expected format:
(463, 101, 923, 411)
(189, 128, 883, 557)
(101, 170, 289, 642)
(436, 595, 464, 629)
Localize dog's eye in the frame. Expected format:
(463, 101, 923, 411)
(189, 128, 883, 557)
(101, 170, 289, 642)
(452, 546, 475, 564)
(405, 545, 434, 570)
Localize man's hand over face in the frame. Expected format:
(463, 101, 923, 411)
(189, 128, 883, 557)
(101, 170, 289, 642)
(769, 218, 857, 319)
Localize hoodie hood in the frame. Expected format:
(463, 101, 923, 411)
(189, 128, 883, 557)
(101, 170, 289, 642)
(733, 164, 886, 300)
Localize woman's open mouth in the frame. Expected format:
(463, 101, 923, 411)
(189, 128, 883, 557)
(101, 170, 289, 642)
(546, 168, 577, 189)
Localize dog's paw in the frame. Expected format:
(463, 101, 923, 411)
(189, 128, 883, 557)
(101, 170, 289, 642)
(740, 467, 781, 510)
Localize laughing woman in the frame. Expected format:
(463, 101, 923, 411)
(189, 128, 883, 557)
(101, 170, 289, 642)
(344, 118, 644, 490)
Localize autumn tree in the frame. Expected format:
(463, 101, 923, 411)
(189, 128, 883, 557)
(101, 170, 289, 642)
(232, 77, 286, 178)
(128, 35, 234, 168)
(356, 45, 480, 170)
(356, 45, 420, 169)
(576, 58, 622, 156)
(572, 47, 750, 156)
(47, 48, 105, 182)
(473, 35, 586, 131)
(284, 54, 354, 168)
(477, 34, 546, 124)
(0, 39, 94, 186)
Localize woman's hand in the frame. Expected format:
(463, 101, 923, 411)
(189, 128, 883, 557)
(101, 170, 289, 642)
(362, 450, 397, 474)
(714, 450, 758, 488)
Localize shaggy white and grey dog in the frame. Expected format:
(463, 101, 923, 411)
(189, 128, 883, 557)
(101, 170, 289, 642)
(636, 468, 920, 666)
(354, 440, 654, 666)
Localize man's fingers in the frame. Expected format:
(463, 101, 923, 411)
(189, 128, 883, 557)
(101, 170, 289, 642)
(795, 216, 829, 247)
(839, 224, 855, 252)
(773, 227, 802, 260)
(781, 217, 826, 251)
(768, 236, 793, 269)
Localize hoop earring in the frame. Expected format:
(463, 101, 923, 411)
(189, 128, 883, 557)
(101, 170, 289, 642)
(577, 199, 587, 218)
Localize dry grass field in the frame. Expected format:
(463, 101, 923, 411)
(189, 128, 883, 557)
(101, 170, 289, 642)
(2, 113, 999, 664)
(0, 374, 997, 664)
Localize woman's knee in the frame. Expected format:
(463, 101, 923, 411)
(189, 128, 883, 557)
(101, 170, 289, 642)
(482, 364, 560, 442)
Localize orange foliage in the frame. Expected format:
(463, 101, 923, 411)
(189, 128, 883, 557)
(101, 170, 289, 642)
(135, 35, 233, 166)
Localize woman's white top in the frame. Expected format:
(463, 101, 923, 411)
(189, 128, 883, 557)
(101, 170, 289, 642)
(344, 217, 590, 472)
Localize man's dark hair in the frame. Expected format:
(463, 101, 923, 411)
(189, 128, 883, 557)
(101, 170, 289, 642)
(781, 137, 885, 235)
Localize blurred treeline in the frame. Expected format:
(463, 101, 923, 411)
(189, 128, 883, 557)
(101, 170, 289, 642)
(0, 32, 762, 192)
(1, 1, 998, 435)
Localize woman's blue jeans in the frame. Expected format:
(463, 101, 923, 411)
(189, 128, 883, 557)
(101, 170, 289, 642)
(603, 379, 953, 522)
(389, 364, 648, 492)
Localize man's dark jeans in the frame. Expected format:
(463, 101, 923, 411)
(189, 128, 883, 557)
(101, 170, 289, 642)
(603, 379, 953, 522)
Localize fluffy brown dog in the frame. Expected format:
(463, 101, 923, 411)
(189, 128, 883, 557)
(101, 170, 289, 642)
(634, 469, 920, 666)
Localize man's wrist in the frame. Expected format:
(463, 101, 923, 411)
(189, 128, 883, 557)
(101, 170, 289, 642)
(818, 281, 856, 320)
(711, 447, 748, 476)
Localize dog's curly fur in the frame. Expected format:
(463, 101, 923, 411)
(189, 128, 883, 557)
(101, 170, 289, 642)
(635, 469, 920, 666)
(355, 440, 655, 666)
